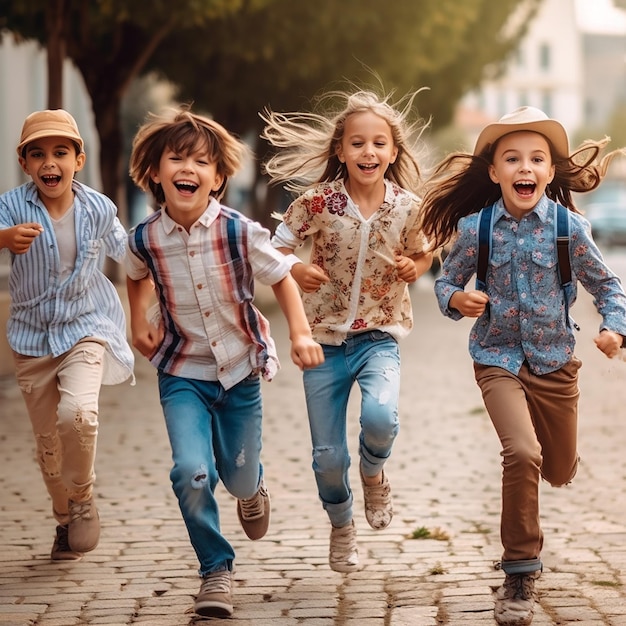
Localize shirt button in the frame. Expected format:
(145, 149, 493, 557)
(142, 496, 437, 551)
(190, 251, 195, 257)
(518, 239, 524, 245)
(197, 284, 203, 289)
(211, 341, 217, 347)
(521, 293, 527, 299)
(204, 311, 210, 317)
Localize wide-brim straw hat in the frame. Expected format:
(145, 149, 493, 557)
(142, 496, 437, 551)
(473, 106, 569, 159)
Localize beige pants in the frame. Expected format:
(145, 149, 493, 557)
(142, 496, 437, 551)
(13, 339, 105, 525)
(474, 358, 581, 565)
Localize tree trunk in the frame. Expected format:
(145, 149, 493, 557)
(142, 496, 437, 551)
(45, 0, 66, 109)
(91, 94, 126, 282)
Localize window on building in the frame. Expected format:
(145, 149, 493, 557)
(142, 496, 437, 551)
(539, 43, 551, 70)
(541, 92, 552, 117)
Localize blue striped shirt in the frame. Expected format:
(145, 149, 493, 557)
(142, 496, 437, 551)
(0, 181, 134, 384)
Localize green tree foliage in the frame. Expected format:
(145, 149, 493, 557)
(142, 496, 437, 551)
(0, 0, 541, 226)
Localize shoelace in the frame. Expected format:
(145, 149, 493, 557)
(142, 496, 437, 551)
(504, 574, 537, 601)
(55, 526, 72, 552)
(330, 525, 357, 555)
(363, 478, 390, 504)
(239, 485, 266, 521)
(200, 570, 231, 595)
(69, 501, 93, 522)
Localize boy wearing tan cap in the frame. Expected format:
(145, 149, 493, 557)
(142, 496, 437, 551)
(0, 109, 134, 560)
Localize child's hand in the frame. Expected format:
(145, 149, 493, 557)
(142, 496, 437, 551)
(395, 255, 418, 283)
(131, 319, 164, 359)
(3, 223, 43, 254)
(291, 263, 330, 293)
(290, 336, 325, 370)
(594, 329, 623, 359)
(449, 289, 490, 318)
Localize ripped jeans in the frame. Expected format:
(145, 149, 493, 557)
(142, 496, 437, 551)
(13, 339, 106, 525)
(158, 372, 264, 576)
(303, 330, 400, 528)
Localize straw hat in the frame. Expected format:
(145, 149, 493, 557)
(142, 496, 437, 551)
(17, 109, 84, 156)
(473, 106, 569, 159)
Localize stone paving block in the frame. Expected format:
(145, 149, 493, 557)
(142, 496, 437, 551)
(2, 283, 626, 624)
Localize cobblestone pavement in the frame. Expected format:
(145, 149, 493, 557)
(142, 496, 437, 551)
(1, 267, 626, 625)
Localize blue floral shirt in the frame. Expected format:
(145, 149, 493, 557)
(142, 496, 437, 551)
(435, 195, 626, 375)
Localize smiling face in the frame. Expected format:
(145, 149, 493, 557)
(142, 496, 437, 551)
(488, 130, 555, 220)
(336, 110, 398, 194)
(151, 145, 224, 230)
(19, 136, 85, 214)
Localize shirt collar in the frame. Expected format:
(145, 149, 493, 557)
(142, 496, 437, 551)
(161, 197, 221, 234)
(494, 193, 553, 224)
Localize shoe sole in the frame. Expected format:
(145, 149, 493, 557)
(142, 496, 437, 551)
(195, 602, 234, 618)
(329, 562, 362, 573)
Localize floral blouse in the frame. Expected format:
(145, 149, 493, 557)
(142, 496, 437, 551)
(272, 179, 427, 345)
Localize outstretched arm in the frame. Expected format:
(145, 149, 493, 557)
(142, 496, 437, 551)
(0, 223, 43, 254)
(271, 274, 324, 370)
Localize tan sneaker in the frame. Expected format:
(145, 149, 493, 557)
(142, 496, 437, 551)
(361, 468, 393, 530)
(51, 525, 83, 561)
(68, 497, 100, 553)
(329, 520, 361, 572)
(494, 571, 540, 625)
(195, 570, 233, 618)
(237, 479, 270, 540)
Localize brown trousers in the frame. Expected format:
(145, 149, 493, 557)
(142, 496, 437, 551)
(474, 358, 581, 564)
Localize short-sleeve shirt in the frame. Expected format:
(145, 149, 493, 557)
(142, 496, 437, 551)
(126, 198, 291, 390)
(272, 179, 427, 345)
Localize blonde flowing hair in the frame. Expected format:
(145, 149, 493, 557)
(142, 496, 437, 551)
(260, 87, 428, 196)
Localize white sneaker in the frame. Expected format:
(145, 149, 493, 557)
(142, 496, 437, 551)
(329, 520, 361, 572)
(361, 469, 393, 530)
(494, 571, 540, 625)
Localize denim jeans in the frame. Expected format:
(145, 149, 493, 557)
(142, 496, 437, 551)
(302, 330, 400, 527)
(158, 372, 264, 576)
(13, 339, 105, 525)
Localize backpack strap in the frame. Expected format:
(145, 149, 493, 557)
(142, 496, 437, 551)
(475, 204, 494, 291)
(555, 203, 571, 287)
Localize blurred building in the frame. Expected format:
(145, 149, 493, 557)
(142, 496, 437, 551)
(0, 34, 100, 194)
(459, 0, 626, 146)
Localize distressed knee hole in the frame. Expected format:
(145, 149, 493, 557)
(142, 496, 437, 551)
(191, 464, 209, 489)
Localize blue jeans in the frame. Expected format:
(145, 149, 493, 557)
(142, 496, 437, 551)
(158, 372, 264, 576)
(302, 330, 400, 527)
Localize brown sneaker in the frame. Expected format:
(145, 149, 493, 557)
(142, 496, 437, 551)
(68, 497, 100, 553)
(329, 520, 361, 572)
(494, 571, 540, 625)
(51, 525, 83, 561)
(361, 468, 393, 530)
(195, 570, 233, 618)
(236, 479, 270, 540)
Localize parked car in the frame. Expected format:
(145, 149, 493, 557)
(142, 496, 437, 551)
(577, 179, 626, 247)
(584, 202, 626, 246)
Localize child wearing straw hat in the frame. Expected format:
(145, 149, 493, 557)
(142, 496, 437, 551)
(0, 109, 134, 561)
(419, 106, 626, 625)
